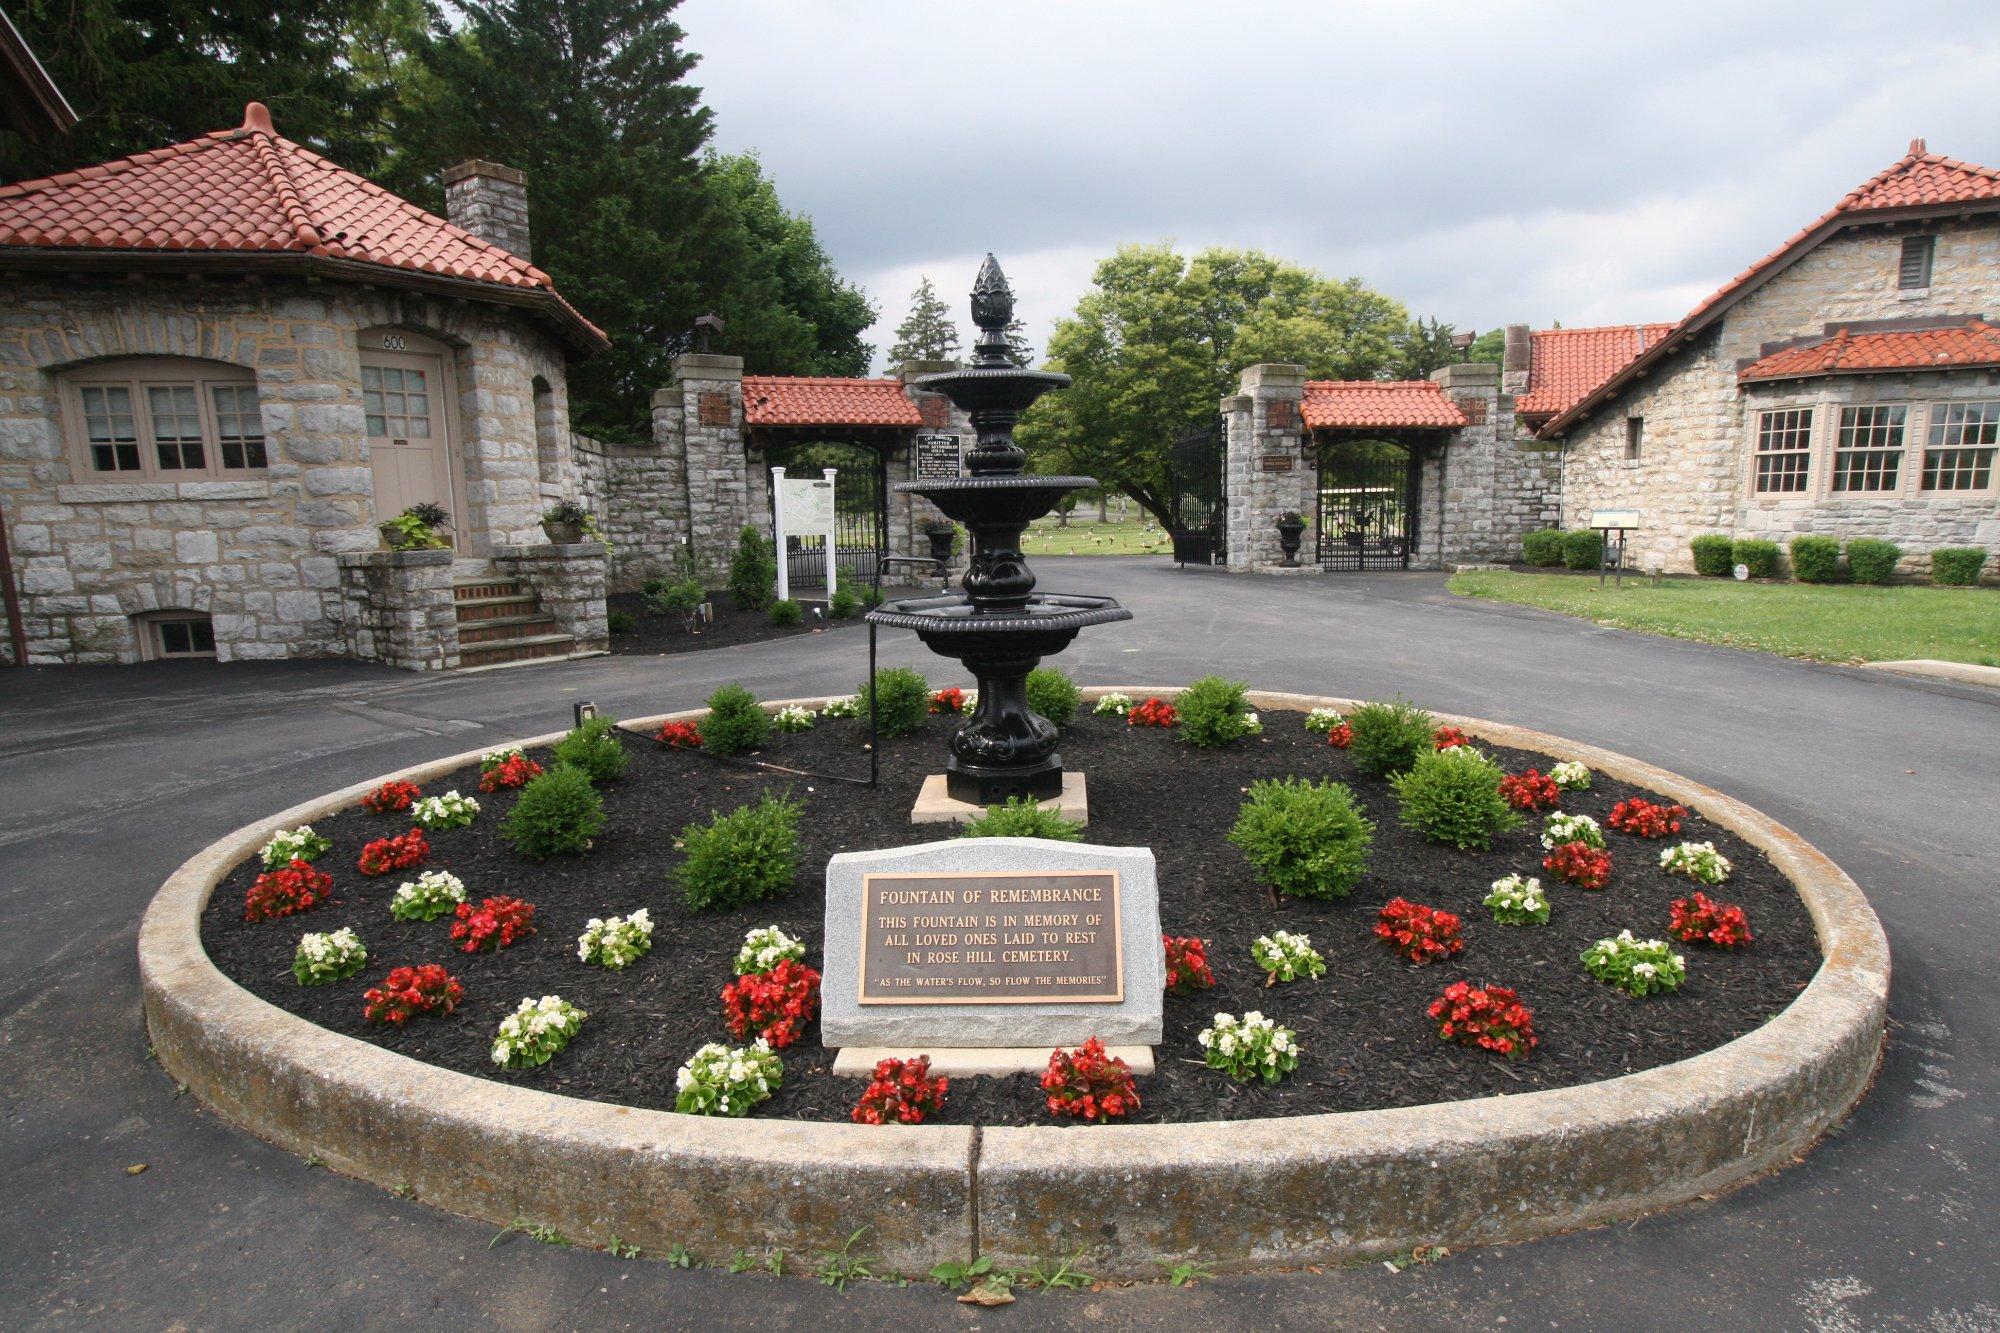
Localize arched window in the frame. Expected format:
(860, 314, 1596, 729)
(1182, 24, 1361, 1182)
(61, 358, 264, 481)
(533, 375, 564, 493)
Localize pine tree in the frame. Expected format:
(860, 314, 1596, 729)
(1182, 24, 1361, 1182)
(885, 277, 962, 369)
(1002, 317, 1035, 368)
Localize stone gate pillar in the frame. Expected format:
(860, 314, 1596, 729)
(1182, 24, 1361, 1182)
(652, 353, 748, 579)
(1223, 364, 1317, 572)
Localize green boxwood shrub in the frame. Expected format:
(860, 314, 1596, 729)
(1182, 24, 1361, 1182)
(1931, 547, 1988, 586)
(1389, 746, 1522, 851)
(500, 764, 605, 858)
(1346, 698, 1436, 777)
(1521, 528, 1566, 567)
(728, 525, 777, 611)
(1690, 534, 1735, 577)
(676, 793, 801, 911)
(552, 715, 628, 784)
(1175, 675, 1259, 747)
(1561, 529, 1604, 570)
(702, 683, 769, 756)
(859, 666, 930, 737)
(1025, 666, 1082, 731)
(960, 797, 1083, 841)
(1790, 535, 1841, 583)
(1731, 538, 1780, 579)
(1845, 538, 1902, 585)
(607, 609, 635, 634)
(1226, 777, 1374, 900)
(769, 598, 803, 626)
(828, 585, 860, 619)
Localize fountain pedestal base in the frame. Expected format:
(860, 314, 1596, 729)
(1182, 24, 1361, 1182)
(911, 771, 1088, 825)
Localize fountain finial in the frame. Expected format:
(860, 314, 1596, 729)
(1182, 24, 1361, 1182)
(970, 253, 1016, 368)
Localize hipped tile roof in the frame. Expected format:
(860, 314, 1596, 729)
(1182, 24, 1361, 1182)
(1739, 321, 2000, 382)
(1301, 380, 1468, 430)
(1541, 139, 2000, 437)
(741, 375, 923, 428)
(1516, 324, 1675, 418)
(0, 102, 605, 349)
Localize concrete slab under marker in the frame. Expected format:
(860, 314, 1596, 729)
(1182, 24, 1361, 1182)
(909, 771, 1088, 825)
(830, 1044, 1155, 1078)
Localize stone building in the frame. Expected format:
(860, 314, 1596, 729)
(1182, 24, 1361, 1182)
(0, 103, 611, 667)
(1536, 141, 2000, 578)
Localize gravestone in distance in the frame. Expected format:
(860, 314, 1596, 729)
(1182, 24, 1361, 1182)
(822, 837, 1163, 1076)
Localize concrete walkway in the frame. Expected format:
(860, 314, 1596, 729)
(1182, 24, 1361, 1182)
(2, 558, 1995, 1330)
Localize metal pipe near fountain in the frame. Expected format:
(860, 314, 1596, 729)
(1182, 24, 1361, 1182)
(864, 255, 1132, 806)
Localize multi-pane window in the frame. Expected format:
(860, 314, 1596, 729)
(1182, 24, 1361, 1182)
(1898, 235, 1935, 289)
(362, 364, 432, 439)
(1832, 405, 1906, 493)
(1753, 408, 1813, 494)
(65, 362, 263, 481)
(1924, 401, 1999, 492)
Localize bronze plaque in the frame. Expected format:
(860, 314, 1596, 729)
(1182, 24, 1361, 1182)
(857, 870, 1123, 1005)
(1260, 453, 1294, 472)
(697, 390, 732, 426)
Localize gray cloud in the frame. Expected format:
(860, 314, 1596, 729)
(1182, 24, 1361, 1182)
(679, 0, 2000, 368)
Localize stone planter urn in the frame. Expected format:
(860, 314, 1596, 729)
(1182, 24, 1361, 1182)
(924, 524, 956, 567)
(378, 521, 405, 549)
(541, 519, 585, 545)
(1275, 514, 1308, 567)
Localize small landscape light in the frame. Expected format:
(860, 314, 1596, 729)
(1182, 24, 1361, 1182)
(574, 701, 598, 728)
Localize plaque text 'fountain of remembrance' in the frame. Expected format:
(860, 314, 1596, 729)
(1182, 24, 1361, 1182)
(867, 256, 1132, 804)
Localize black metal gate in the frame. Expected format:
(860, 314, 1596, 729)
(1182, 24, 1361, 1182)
(1168, 417, 1226, 565)
(1316, 438, 1417, 570)
(766, 441, 887, 587)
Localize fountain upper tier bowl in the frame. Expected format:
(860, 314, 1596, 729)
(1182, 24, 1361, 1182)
(893, 474, 1101, 526)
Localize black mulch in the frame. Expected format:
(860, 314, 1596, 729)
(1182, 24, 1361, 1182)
(605, 582, 941, 656)
(200, 710, 1819, 1127)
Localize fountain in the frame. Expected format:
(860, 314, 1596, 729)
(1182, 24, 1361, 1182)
(867, 255, 1132, 805)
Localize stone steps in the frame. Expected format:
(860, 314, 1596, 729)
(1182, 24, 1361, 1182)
(451, 578, 575, 668)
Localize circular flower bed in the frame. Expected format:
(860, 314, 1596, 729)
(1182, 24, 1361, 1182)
(199, 689, 1819, 1127)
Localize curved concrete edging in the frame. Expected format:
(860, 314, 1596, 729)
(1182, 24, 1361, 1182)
(139, 687, 1889, 1278)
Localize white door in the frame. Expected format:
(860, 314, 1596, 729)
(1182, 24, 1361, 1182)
(362, 345, 457, 548)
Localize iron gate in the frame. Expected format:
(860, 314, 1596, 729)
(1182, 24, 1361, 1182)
(1168, 417, 1226, 565)
(766, 441, 887, 586)
(1317, 438, 1417, 570)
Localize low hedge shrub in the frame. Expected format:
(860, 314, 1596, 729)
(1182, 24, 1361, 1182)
(677, 793, 801, 911)
(1690, 533, 1734, 576)
(1845, 537, 1901, 585)
(1346, 697, 1436, 777)
(501, 764, 605, 858)
(702, 683, 770, 756)
(1731, 538, 1779, 579)
(1176, 674, 1261, 748)
(1025, 666, 1082, 731)
(552, 715, 628, 784)
(1790, 535, 1841, 583)
(960, 797, 1084, 841)
(1521, 528, 1565, 567)
(1390, 745, 1522, 850)
(1227, 777, 1374, 900)
(1931, 547, 1988, 586)
(1561, 529, 1604, 570)
(769, 598, 803, 626)
(858, 666, 931, 737)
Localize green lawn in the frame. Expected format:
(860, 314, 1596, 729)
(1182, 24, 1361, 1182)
(1448, 570, 2000, 666)
(1020, 514, 1173, 557)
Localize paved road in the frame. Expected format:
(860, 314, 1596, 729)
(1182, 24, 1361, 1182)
(2, 559, 1995, 1330)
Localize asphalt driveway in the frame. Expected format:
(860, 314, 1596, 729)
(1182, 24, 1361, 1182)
(2, 558, 1994, 1330)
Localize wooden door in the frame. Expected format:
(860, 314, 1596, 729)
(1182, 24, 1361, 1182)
(362, 344, 457, 548)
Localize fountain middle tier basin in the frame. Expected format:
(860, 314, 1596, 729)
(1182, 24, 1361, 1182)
(893, 475, 1101, 526)
(867, 590, 1132, 647)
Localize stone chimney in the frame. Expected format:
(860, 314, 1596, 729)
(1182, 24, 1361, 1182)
(442, 160, 531, 260)
(1501, 323, 1532, 395)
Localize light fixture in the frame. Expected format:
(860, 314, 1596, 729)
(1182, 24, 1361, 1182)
(573, 701, 598, 728)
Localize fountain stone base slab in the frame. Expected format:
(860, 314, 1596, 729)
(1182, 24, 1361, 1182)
(910, 772, 1088, 826)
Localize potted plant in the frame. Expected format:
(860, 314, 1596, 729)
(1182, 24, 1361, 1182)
(541, 499, 591, 545)
(1274, 511, 1308, 566)
(381, 503, 450, 551)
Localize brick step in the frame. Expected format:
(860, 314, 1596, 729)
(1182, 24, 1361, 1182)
(457, 613, 561, 646)
(452, 579, 525, 602)
(457, 632, 578, 670)
(453, 593, 538, 622)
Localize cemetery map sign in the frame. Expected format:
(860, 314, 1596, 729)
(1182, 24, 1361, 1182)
(857, 870, 1124, 1004)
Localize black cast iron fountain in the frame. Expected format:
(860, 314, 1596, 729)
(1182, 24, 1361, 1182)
(867, 255, 1132, 804)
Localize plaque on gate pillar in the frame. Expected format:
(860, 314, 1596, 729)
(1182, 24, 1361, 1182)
(822, 838, 1162, 1075)
(913, 432, 964, 482)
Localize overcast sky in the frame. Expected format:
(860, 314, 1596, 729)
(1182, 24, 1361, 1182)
(678, 1, 2000, 373)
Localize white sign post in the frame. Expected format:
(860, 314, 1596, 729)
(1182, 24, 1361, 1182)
(772, 466, 838, 603)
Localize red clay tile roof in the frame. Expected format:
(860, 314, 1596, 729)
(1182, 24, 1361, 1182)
(1541, 139, 2000, 437)
(0, 102, 605, 349)
(741, 376, 923, 428)
(1301, 380, 1468, 430)
(1739, 321, 2000, 382)
(1516, 324, 1675, 418)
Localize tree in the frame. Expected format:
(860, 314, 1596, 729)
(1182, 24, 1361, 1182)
(1017, 244, 1411, 530)
(1002, 317, 1035, 368)
(1467, 327, 1507, 363)
(0, 0, 396, 182)
(884, 277, 961, 368)
(1395, 315, 1460, 378)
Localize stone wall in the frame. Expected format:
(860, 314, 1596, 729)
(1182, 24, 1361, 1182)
(336, 549, 459, 671)
(1222, 365, 1317, 571)
(1431, 363, 1563, 566)
(1560, 216, 2000, 575)
(0, 275, 578, 664)
(649, 354, 746, 582)
(492, 542, 609, 651)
